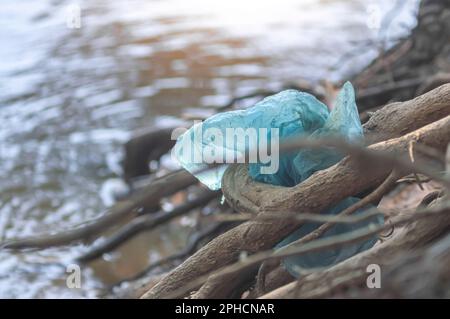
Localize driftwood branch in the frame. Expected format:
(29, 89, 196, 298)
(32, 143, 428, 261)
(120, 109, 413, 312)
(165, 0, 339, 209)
(77, 190, 220, 262)
(1, 170, 197, 249)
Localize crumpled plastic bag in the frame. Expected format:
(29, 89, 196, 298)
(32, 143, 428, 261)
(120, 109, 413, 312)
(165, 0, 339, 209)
(173, 85, 330, 190)
(172, 81, 383, 277)
(251, 81, 364, 186)
(275, 197, 380, 277)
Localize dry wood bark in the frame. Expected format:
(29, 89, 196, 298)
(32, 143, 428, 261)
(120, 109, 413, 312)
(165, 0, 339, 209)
(141, 84, 450, 299)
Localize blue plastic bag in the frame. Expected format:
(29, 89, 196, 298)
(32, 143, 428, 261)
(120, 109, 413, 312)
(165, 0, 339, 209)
(173, 87, 329, 189)
(275, 197, 380, 277)
(172, 81, 383, 276)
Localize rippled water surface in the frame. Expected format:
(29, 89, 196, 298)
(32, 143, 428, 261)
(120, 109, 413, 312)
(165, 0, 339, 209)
(0, 0, 419, 297)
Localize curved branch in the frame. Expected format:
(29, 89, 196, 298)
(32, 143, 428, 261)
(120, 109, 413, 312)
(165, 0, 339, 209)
(77, 191, 220, 262)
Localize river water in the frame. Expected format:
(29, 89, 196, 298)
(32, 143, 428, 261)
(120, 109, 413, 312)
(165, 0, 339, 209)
(0, 0, 419, 298)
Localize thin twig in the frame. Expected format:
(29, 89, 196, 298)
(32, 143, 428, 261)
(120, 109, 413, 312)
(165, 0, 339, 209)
(212, 208, 383, 224)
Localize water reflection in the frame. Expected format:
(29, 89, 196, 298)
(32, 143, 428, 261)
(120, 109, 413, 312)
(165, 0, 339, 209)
(0, 0, 418, 297)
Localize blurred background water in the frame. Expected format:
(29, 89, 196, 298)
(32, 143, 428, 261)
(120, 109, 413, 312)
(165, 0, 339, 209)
(0, 0, 419, 298)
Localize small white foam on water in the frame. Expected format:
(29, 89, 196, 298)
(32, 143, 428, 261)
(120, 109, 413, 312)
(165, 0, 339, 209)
(69, 129, 131, 144)
(154, 77, 191, 90)
(99, 178, 130, 206)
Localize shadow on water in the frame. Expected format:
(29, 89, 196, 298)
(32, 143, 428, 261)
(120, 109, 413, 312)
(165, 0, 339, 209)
(0, 0, 418, 297)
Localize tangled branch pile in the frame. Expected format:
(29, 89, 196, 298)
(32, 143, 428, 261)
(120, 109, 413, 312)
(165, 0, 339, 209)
(1, 0, 449, 299)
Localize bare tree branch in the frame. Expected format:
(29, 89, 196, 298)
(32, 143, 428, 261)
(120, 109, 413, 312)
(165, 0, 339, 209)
(77, 190, 220, 262)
